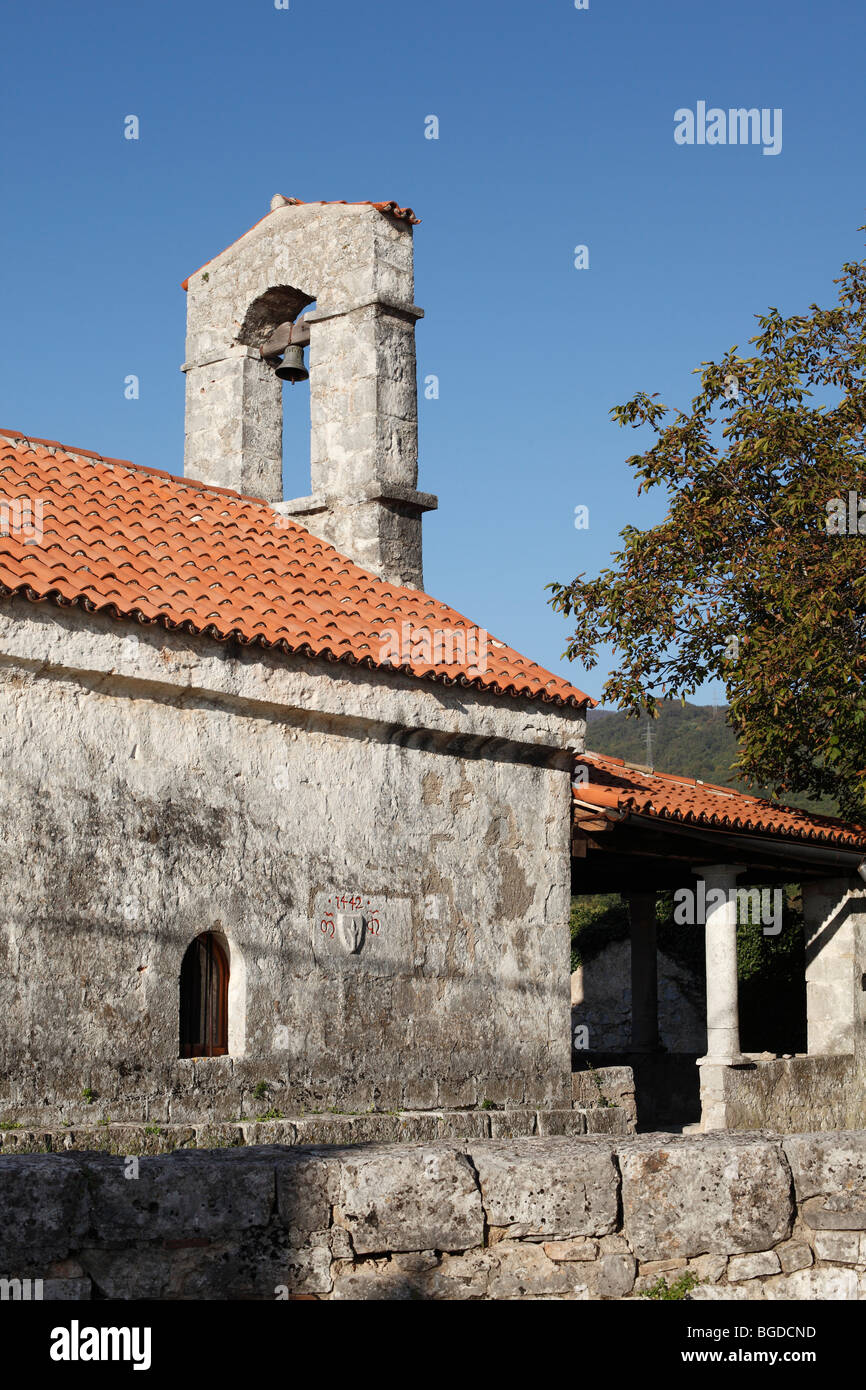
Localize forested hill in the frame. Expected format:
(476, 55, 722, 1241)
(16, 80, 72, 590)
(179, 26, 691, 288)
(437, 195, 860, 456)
(586, 702, 838, 817)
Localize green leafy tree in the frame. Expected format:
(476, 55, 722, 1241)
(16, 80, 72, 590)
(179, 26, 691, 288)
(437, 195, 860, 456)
(550, 235, 866, 821)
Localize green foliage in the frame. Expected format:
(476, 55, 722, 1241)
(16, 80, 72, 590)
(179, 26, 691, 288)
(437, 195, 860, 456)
(570, 893, 629, 972)
(587, 703, 837, 815)
(255, 1108, 284, 1122)
(641, 1271, 702, 1300)
(81, 1087, 95, 1105)
(550, 233, 866, 821)
(252, 1081, 269, 1101)
(589, 701, 740, 787)
(584, 1062, 612, 1107)
(570, 891, 705, 978)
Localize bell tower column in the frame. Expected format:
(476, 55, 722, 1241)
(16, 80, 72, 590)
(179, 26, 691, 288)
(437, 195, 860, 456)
(181, 197, 437, 588)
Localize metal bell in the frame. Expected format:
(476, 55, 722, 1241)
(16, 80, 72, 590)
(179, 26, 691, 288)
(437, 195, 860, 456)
(275, 343, 309, 384)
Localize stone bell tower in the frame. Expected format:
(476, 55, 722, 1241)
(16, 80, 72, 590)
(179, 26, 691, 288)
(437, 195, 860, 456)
(181, 195, 437, 589)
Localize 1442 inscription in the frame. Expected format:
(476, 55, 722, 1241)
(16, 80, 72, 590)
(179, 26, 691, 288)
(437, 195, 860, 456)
(320, 896, 382, 956)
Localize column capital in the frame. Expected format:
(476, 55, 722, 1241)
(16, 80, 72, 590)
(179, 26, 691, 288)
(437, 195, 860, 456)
(694, 863, 746, 887)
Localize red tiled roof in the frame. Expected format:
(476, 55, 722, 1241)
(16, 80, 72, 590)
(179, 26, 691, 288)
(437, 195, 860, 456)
(573, 752, 866, 850)
(0, 431, 591, 709)
(181, 197, 420, 290)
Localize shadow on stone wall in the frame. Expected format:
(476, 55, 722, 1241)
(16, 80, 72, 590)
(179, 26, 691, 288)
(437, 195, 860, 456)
(576, 1052, 701, 1130)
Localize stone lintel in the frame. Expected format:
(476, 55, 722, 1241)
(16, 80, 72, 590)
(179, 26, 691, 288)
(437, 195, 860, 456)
(278, 486, 438, 519)
(306, 299, 424, 325)
(696, 1055, 754, 1069)
(181, 345, 262, 373)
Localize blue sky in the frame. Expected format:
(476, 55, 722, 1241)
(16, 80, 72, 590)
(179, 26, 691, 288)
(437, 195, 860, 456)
(1, 0, 863, 706)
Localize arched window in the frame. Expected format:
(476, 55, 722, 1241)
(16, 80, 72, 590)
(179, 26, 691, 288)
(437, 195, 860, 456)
(179, 932, 229, 1058)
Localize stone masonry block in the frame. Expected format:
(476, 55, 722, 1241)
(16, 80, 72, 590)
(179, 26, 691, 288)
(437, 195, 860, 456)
(0, 1155, 89, 1268)
(620, 1135, 792, 1261)
(812, 1230, 865, 1264)
(467, 1137, 618, 1241)
(484, 1240, 580, 1300)
(488, 1111, 536, 1140)
(595, 1253, 636, 1298)
(275, 1150, 341, 1238)
(84, 1151, 275, 1243)
(584, 1107, 631, 1136)
(763, 1267, 860, 1300)
(801, 1194, 866, 1230)
(777, 1240, 813, 1274)
(727, 1250, 782, 1281)
(337, 1144, 483, 1255)
(536, 1109, 586, 1137)
(783, 1132, 866, 1205)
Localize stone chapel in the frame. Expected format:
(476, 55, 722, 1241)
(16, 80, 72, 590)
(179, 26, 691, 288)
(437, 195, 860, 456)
(1, 194, 865, 1139)
(0, 197, 588, 1127)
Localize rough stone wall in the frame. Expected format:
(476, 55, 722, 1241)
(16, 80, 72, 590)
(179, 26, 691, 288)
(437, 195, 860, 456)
(571, 1065, 638, 1131)
(0, 601, 584, 1126)
(803, 878, 866, 1058)
(2, 1131, 865, 1300)
(571, 943, 706, 1053)
(714, 1056, 866, 1132)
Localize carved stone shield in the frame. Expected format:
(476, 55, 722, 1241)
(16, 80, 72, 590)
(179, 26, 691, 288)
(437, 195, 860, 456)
(335, 912, 366, 955)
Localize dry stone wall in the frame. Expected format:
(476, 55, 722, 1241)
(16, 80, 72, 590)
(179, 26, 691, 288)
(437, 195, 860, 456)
(2, 1130, 865, 1300)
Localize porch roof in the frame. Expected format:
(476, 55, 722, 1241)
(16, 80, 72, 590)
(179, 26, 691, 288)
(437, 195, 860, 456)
(572, 752, 866, 891)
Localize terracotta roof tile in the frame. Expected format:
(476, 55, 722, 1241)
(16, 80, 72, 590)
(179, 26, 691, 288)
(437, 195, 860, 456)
(574, 751, 866, 850)
(0, 432, 591, 710)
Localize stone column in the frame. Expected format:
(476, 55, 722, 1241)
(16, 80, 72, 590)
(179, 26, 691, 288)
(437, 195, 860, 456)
(697, 863, 744, 1130)
(182, 347, 283, 502)
(282, 299, 437, 588)
(628, 892, 658, 1051)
